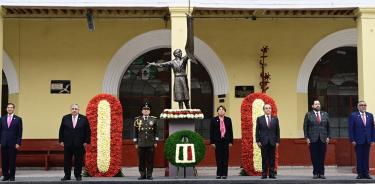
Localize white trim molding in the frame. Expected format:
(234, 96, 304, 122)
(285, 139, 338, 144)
(3, 51, 20, 94)
(102, 29, 229, 96)
(296, 28, 357, 93)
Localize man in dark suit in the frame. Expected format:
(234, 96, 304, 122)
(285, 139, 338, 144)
(59, 104, 91, 181)
(256, 104, 280, 179)
(0, 103, 23, 181)
(210, 105, 233, 179)
(303, 100, 330, 179)
(349, 100, 374, 179)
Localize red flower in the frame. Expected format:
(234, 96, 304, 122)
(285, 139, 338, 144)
(241, 92, 279, 176)
(85, 94, 123, 177)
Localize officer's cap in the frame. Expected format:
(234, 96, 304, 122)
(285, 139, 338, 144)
(141, 102, 151, 110)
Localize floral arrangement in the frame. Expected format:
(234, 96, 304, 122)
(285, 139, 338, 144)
(241, 92, 278, 176)
(85, 94, 123, 177)
(160, 109, 204, 119)
(164, 130, 205, 167)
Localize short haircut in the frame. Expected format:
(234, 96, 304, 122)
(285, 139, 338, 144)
(358, 100, 366, 105)
(216, 105, 226, 112)
(312, 99, 320, 105)
(71, 104, 79, 109)
(7, 103, 15, 108)
(263, 104, 272, 110)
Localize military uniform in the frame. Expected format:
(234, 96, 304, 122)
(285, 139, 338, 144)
(133, 115, 158, 179)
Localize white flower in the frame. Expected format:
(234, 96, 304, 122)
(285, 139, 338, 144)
(252, 99, 265, 172)
(97, 100, 111, 173)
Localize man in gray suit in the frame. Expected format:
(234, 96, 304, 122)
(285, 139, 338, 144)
(303, 100, 331, 179)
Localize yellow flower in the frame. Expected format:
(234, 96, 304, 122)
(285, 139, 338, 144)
(97, 100, 111, 173)
(252, 99, 264, 172)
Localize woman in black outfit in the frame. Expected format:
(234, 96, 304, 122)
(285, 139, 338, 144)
(210, 105, 233, 179)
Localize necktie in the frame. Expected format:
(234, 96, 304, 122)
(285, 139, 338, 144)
(267, 115, 271, 128)
(7, 115, 12, 128)
(220, 118, 226, 138)
(316, 112, 321, 124)
(362, 113, 366, 127)
(73, 116, 77, 128)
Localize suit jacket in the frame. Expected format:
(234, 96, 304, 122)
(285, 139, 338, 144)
(348, 111, 374, 144)
(0, 115, 23, 147)
(303, 111, 331, 143)
(210, 116, 233, 144)
(255, 115, 280, 146)
(59, 114, 91, 147)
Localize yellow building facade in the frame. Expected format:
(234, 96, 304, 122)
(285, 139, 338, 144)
(0, 2, 375, 166)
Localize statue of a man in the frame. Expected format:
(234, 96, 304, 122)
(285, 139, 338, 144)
(148, 49, 190, 109)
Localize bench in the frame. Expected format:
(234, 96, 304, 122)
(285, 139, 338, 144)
(18, 144, 64, 170)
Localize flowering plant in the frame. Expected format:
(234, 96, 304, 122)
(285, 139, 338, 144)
(241, 92, 278, 176)
(160, 109, 204, 119)
(85, 94, 123, 177)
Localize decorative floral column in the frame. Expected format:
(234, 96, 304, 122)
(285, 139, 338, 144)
(85, 94, 123, 177)
(241, 92, 278, 175)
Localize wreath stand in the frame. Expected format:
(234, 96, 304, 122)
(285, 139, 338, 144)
(176, 166, 197, 178)
(167, 119, 197, 177)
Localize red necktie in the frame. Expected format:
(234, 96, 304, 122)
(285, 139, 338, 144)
(316, 112, 321, 124)
(267, 115, 271, 128)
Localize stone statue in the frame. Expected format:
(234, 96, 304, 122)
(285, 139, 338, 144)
(147, 49, 191, 109)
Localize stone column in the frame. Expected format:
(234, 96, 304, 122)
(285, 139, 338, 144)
(356, 8, 375, 174)
(0, 7, 4, 115)
(169, 7, 192, 109)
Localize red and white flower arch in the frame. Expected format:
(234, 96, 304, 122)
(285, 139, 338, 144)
(85, 94, 123, 177)
(241, 92, 279, 176)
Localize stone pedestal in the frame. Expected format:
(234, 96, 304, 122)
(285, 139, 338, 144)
(167, 119, 197, 177)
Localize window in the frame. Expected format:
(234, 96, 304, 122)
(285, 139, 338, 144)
(308, 47, 357, 138)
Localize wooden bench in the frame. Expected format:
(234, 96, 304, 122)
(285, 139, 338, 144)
(18, 144, 64, 170)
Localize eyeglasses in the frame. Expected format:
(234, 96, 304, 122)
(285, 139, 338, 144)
(71, 108, 79, 110)
(359, 104, 367, 106)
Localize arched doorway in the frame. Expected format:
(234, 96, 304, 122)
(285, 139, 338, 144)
(119, 48, 214, 140)
(308, 46, 357, 138)
(2, 71, 9, 115)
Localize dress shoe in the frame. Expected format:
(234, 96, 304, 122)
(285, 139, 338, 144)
(356, 175, 362, 179)
(60, 177, 71, 181)
(261, 175, 267, 179)
(216, 176, 221, 179)
(313, 174, 319, 179)
(138, 176, 146, 180)
(9, 178, 15, 181)
(364, 175, 372, 179)
(319, 175, 326, 179)
(269, 175, 276, 179)
(1, 177, 9, 181)
(146, 176, 153, 180)
(221, 176, 227, 179)
(76, 176, 82, 181)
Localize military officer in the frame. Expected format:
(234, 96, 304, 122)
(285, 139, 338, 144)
(133, 103, 158, 180)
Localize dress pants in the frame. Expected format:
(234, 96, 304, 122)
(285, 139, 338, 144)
(260, 143, 276, 176)
(64, 145, 84, 178)
(355, 141, 371, 177)
(309, 139, 326, 175)
(1, 145, 17, 179)
(215, 142, 229, 177)
(138, 147, 154, 177)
